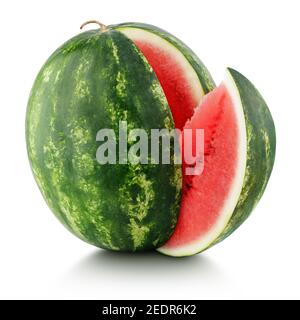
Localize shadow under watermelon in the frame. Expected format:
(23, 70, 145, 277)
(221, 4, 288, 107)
(61, 249, 228, 299)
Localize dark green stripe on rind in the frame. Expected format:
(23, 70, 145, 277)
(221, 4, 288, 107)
(26, 29, 181, 251)
(111, 22, 216, 94)
(213, 68, 276, 246)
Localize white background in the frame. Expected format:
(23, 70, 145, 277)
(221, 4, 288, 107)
(0, 0, 299, 300)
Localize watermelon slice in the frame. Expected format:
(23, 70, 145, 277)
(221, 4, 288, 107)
(159, 70, 248, 256)
(159, 68, 275, 256)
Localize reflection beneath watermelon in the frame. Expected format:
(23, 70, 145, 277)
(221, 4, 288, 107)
(62, 250, 227, 298)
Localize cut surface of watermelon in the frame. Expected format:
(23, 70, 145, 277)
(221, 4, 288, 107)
(118, 26, 205, 129)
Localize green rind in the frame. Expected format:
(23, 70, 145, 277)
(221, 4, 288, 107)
(111, 22, 216, 94)
(212, 68, 276, 247)
(26, 29, 181, 252)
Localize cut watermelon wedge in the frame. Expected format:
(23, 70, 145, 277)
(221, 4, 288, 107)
(158, 69, 276, 256)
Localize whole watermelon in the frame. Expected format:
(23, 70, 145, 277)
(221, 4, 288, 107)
(26, 22, 213, 251)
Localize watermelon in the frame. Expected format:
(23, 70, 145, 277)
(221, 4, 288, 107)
(26, 22, 214, 251)
(157, 68, 276, 256)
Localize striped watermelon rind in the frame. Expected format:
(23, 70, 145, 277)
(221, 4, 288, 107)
(213, 68, 276, 245)
(26, 29, 181, 251)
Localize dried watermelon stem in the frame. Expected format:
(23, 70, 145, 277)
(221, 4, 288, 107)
(80, 20, 108, 32)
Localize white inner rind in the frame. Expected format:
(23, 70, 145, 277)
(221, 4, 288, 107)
(118, 27, 205, 104)
(158, 69, 248, 257)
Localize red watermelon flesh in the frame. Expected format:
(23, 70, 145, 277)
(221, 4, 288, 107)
(134, 39, 198, 129)
(119, 27, 204, 129)
(162, 84, 240, 253)
(121, 27, 247, 256)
